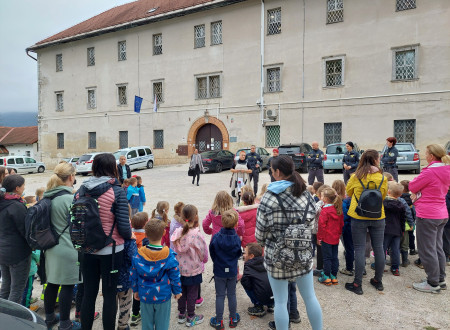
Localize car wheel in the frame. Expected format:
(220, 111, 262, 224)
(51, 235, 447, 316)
(324, 169, 329, 174)
(82, 172, 88, 176)
(147, 160, 153, 169)
(415, 167, 421, 174)
(215, 163, 223, 173)
(38, 166, 45, 173)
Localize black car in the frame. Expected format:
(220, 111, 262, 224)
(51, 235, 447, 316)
(201, 150, 235, 173)
(278, 143, 312, 173)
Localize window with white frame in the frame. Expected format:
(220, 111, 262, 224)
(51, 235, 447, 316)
(153, 81, 163, 103)
(323, 55, 345, 87)
(117, 85, 127, 105)
(57, 133, 64, 149)
(392, 45, 418, 81)
(194, 25, 205, 48)
(87, 47, 95, 66)
(266, 125, 280, 148)
(196, 74, 221, 99)
(119, 131, 128, 149)
(267, 8, 281, 35)
(327, 0, 343, 24)
(153, 34, 162, 55)
(154, 130, 164, 149)
(118, 41, 127, 61)
(88, 132, 96, 149)
(56, 92, 64, 111)
(211, 21, 222, 45)
(394, 119, 416, 144)
(396, 0, 416, 11)
(324, 122, 342, 146)
(266, 67, 281, 92)
(56, 54, 63, 72)
(87, 89, 96, 109)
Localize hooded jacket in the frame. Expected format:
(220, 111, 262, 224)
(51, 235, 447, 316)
(383, 197, 406, 237)
(130, 246, 182, 304)
(202, 209, 245, 238)
(409, 161, 450, 219)
(241, 256, 274, 306)
(317, 204, 344, 245)
(209, 228, 242, 278)
(236, 204, 258, 247)
(169, 215, 184, 250)
(117, 239, 138, 292)
(170, 227, 208, 277)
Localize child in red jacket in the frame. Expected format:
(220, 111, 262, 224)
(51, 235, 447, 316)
(317, 187, 344, 286)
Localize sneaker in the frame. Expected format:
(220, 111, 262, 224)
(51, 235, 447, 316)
(93, 312, 100, 321)
(370, 263, 375, 270)
(178, 313, 187, 324)
(363, 269, 367, 277)
(74, 312, 80, 323)
(446, 256, 450, 266)
(370, 278, 384, 291)
(130, 313, 141, 326)
(409, 249, 418, 255)
(439, 281, 447, 290)
(248, 305, 266, 317)
(414, 259, 424, 269)
(339, 268, 354, 276)
(330, 274, 338, 285)
(46, 314, 60, 330)
(268, 320, 291, 330)
(345, 282, 363, 295)
(391, 268, 400, 276)
(267, 306, 274, 313)
(30, 297, 38, 305)
(401, 260, 410, 267)
(413, 280, 441, 294)
(195, 297, 204, 308)
(313, 269, 323, 277)
(210, 317, 224, 330)
(229, 313, 240, 328)
(318, 272, 331, 286)
(186, 314, 204, 327)
(59, 321, 81, 330)
(289, 311, 301, 324)
(29, 305, 40, 312)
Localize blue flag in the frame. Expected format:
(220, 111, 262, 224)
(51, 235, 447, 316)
(134, 96, 143, 113)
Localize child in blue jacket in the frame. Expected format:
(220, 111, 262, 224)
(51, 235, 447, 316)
(209, 209, 242, 330)
(136, 176, 147, 212)
(127, 177, 140, 216)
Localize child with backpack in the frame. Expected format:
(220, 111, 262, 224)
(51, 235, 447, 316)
(135, 176, 146, 212)
(171, 205, 208, 327)
(131, 219, 182, 330)
(127, 177, 140, 217)
(152, 201, 171, 246)
(317, 188, 344, 285)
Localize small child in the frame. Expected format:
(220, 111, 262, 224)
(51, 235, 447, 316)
(22, 249, 40, 311)
(255, 183, 268, 204)
(130, 219, 182, 330)
(209, 209, 242, 329)
(152, 201, 171, 247)
(383, 182, 406, 276)
(311, 184, 330, 275)
(35, 187, 45, 202)
(236, 191, 258, 248)
(317, 188, 344, 285)
(24, 195, 37, 206)
(131, 212, 149, 248)
(127, 177, 140, 216)
(169, 202, 185, 250)
(239, 185, 253, 206)
(171, 205, 208, 326)
(241, 243, 273, 317)
(312, 182, 324, 202)
(383, 172, 394, 182)
(135, 176, 146, 212)
(400, 180, 418, 255)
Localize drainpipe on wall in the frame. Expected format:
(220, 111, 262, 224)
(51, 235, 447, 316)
(260, 0, 265, 127)
(301, 0, 306, 142)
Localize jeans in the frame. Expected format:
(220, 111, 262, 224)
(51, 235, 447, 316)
(321, 243, 339, 277)
(287, 282, 298, 315)
(268, 272, 322, 330)
(141, 300, 171, 330)
(342, 222, 354, 271)
(244, 288, 260, 305)
(249, 169, 259, 195)
(214, 276, 237, 321)
(178, 284, 200, 317)
(0, 255, 31, 303)
(351, 218, 385, 286)
(383, 234, 401, 270)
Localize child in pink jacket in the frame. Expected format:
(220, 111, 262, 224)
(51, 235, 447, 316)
(171, 205, 208, 326)
(236, 191, 258, 248)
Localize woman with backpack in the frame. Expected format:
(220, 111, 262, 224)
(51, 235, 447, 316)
(0, 174, 31, 304)
(345, 149, 388, 295)
(256, 156, 322, 330)
(43, 162, 81, 330)
(75, 153, 131, 330)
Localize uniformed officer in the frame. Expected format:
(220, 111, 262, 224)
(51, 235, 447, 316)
(307, 141, 324, 185)
(342, 141, 360, 184)
(382, 137, 399, 182)
(245, 145, 263, 195)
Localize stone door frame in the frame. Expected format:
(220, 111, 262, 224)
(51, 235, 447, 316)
(187, 116, 229, 157)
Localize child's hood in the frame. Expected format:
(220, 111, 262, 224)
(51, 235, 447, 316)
(135, 246, 178, 277)
(171, 227, 202, 253)
(245, 256, 266, 272)
(215, 228, 241, 247)
(383, 197, 404, 211)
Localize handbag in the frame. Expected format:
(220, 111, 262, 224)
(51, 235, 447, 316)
(188, 168, 195, 176)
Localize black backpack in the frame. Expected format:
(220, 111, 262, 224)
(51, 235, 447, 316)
(355, 175, 385, 218)
(25, 190, 72, 251)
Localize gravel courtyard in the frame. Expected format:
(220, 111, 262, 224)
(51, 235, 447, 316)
(23, 164, 449, 330)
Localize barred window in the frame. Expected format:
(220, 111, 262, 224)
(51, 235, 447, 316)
(194, 25, 205, 48)
(394, 119, 416, 144)
(119, 131, 128, 149)
(197, 77, 207, 99)
(327, 0, 343, 24)
(393, 47, 417, 81)
(209, 75, 220, 98)
(118, 41, 127, 61)
(211, 21, 222, 45)
(196, 74, 221, 99)
(324, 122, 342, 146)
(56, 92, 64, 111)
(266, 125, 280, 148)
(396, 0, 416, 11)
(88, 132, 96, 149)
(153, 81, 163, 103)
(118, 85, 127, 105)
(56, 54, 63, 72)
(87, 47, 95, 66)
(154, 130, 164, 149)
(323, 56, 344, 87)
(87, 89, 96, 109)
(267, 8, 281, 35)
(57, 133, 64, 149)
(267, 67, 281, 92)
(153, 34, 162, 55)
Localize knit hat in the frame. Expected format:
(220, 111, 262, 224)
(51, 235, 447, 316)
(346, 141, 354, 149)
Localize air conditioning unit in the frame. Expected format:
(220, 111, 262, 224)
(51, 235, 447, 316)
(265, 108, 278, 120)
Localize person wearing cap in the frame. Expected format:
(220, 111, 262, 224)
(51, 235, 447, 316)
(307, 141, 324, 185)
(342, 142, 360, 185)
(382, 137, 399, 182)
(267, 149, 279, 182)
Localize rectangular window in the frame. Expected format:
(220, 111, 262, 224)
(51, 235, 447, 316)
(88, 132, 96, 149)
(87, 47, 95, 66)
(196, 74, 221, 99)
(194, 25, 205, 48)
(323, 56, 345, 87)
(197, 77, 207, 99)
(56, 92, 64, 111)
(267, 67, 281, 92)
(119, 131, 128, 149)
(394, 119, 416, 144)
(396, 0, 416, 11)
(209, 75, 220, 98)
(87, 89, 96, 109)
(327, 0, 343, 24)
(211, 21, 222, 45)
(118, 41, 127, 61)
(153, 34, 162, 55)
(57, 133, 64, 149)
(267, 8, 281, 35)
(324, 122, 342, 146)
(25, 151, 31, 157)
(392, 45, 418, 81)
(266, 125, 280, 148)
(153, 81, 163, 103)
(118, 85, 127, 105)
(154, 130, 164, 149)
(56, 54, 63, 72)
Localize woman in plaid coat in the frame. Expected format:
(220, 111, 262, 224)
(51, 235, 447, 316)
(256, 156, 323, 330)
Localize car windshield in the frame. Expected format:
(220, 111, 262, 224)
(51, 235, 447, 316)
(201, 151, 218, 158)
(278, 146, 300, 154)
(396, 144, 414, 152)
(79, 155, 93, 162)
(235, 149, 250, 156)
(326, 144, 346, 154)
(113, 151, 128, 160)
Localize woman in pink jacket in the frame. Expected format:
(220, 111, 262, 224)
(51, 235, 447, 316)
(409, 144, 450, 294)
(236, 191, 258, 248)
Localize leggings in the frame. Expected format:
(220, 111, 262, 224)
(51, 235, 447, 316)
(44, 283, 74, 324)
(268, 272, 322, 330)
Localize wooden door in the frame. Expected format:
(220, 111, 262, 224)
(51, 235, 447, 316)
(195, 124, 223, 152)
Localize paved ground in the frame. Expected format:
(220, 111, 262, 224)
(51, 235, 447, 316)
(23, 165, 449, 330)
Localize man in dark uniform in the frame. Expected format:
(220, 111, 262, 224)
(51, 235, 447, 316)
(307, 141, 324, 185)
(117, 155, 131, 184)
(382, 137, 399, 182)
(342, 141, 360, 184)
(245, 145, 263, 195)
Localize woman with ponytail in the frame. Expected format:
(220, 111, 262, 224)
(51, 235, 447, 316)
(256, 155, 322, 330)
(152, 201, 170, 246)
(170, 205, 208, 326)
(316, 188, 344, 286)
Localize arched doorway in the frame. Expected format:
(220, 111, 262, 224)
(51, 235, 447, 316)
(187, 116, 229, 156)
(196, 124, 223, 152)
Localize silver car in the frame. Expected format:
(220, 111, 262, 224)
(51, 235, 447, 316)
(381, 142, 421, 174)
(1, 156, 46, 174)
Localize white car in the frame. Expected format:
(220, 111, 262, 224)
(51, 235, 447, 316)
(1, 156, 45, 174)
(75, 152, 105, 175)
(113, 146, 154, 170)
(62, 157, 80, 167)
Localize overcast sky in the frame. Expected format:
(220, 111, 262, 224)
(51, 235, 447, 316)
(0, 0, 133, 113)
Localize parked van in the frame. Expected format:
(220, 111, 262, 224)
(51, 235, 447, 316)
(75, 152, 105, 175)
(0, 156, 46, 174)
(113, 146, 154, 170)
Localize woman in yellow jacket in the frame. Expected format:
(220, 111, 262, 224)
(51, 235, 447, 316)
(345, 149, 388, 295)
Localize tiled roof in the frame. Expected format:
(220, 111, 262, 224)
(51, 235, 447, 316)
(0, 126, 38, 145)
(28, 0, 242, 50)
